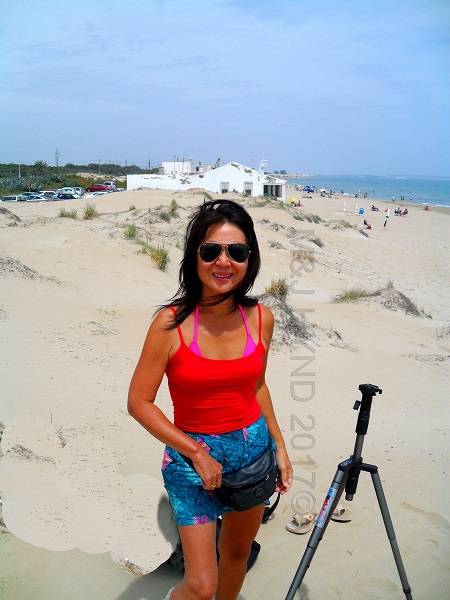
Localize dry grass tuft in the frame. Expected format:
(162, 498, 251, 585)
(332, 281, 426, 317)
(265, 277, 289, 301)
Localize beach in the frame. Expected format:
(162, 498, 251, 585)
(0, 188, 449, 600)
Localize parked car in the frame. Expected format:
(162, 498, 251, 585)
(20, 191, 38, 198)
(39, 190, 59, 199)
(56, 192, 81, 200)
(73, 187, 84, 196)
(1, 195, 26, 202)
(103, 181, 117, 189)
(85, 183, 109, 192)
(58, 187, 79, 195)
(23, 193, 48, 202)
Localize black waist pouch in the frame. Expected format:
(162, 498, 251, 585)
(215, 446, 277, 511)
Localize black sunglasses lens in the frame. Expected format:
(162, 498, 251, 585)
(199, 243, 222, 262)
(227, 243, 250, 262)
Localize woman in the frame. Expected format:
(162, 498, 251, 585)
(128, 199, 292, 600)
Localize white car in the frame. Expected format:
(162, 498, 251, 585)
(24, 193, 48, 202)
(1, 194, 26, 202)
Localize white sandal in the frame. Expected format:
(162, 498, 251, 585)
(286, 513, 317, 534)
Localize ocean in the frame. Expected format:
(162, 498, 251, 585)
(286, 175, 450, 208)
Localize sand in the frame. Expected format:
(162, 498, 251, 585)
(0, 188, 449, 600)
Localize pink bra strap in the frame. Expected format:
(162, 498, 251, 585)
(238, 304, 261, 342)
(238, 304, 251, 335)
(192, 305, 199, 343)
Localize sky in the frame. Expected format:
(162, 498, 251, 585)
(1, 0, 449, 176)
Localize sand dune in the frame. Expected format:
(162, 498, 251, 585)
(0, 189, 448, 599)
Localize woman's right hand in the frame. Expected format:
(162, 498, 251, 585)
(192, 450, 223, 491)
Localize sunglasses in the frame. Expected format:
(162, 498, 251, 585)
(198, 242, 251, 263)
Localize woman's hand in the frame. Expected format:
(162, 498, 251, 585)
(275, 447, 293, 494)
(192, 450, 223, 491)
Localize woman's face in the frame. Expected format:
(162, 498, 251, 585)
(197, 222, 249, 299)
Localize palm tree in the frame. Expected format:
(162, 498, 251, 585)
(34, 160, 48, 176)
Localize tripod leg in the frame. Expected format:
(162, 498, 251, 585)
(285, 468, 347, 600)
(370, 469, 413, 600)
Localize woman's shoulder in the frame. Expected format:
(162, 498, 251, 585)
(150, 306, 177, 334)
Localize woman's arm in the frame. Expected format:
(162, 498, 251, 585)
(128, 308, 223, 489)
(255, 304, 293, 494)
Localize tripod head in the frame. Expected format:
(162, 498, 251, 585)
(343, 384, 383, 500)
(357, 383, 382, 399)
(353, 383, 382, 435)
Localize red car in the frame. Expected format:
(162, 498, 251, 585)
(85, 184, 109, 192)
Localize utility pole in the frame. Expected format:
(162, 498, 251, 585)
(98, 160, 101, 175)
(18, 163, 21, 179)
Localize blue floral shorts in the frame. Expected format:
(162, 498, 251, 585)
(162, 415, 275, 526)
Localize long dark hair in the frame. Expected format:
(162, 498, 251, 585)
(161, 199, 261, 327)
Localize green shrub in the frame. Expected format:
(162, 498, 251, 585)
(58, 208, 77, 219)
(305, 214, 323, 224)
(129, 204, 136, 211)
(265, 277, 289, 301)
(139, 242, 170, 271)
(160, 211, 171, 222)
(83, 202, 98, 220)
(332, 288, 372, 303)
(124, 224, 138, 239)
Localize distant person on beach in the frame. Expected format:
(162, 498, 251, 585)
(128, 199, 292, 600)
(384, 208, 390, 228)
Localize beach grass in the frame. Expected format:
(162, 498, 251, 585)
(83, 203, 98, 220)
(332, 287, 373, 303)
(265, 277, 289, 301)
(124, 224, 138, 239)
(332, 280, 425, 316)
(58, 208, 77, 219)
(292, 250, 316, 263)
(139, 241, 170, 271)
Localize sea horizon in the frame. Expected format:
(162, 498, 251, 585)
(286, 174, 450, 208)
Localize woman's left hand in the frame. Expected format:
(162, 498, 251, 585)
(275, 447, 293, 494)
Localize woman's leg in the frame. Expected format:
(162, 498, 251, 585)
(171, 521, 218, 600)
(215, 504, 265, 600)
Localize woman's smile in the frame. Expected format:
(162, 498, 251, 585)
(198, 223, 248, 297)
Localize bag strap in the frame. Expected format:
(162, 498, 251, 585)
(261, 492, 281, 524)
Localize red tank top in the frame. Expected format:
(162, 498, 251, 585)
(166, 304, 264, 434)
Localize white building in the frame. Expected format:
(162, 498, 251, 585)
(127, 161, 286, 202)
(159, 158, 213, 175)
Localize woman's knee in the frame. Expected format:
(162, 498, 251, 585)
(218, 539, 252, 565)
(184, 569, 218, 600)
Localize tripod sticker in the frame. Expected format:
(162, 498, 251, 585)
(316, 487, 337, 529)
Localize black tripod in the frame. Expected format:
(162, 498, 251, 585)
(285, 384, 413, 600)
